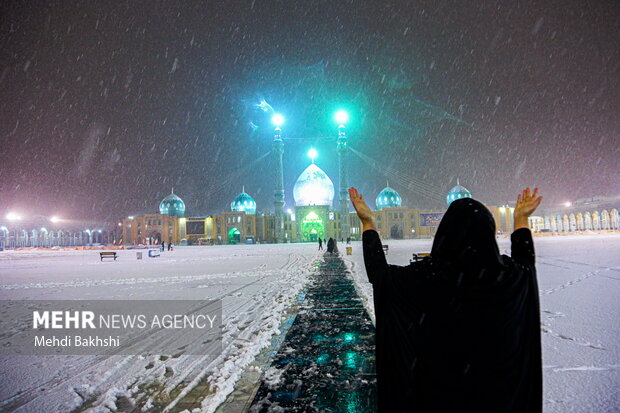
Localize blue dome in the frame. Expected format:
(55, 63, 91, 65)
(159, 193, 185, 217)
(293, 163, 335, 207)
(447, 184, 472, 206)
(231, 191, 256, 215)
(375, 186, 402, 210)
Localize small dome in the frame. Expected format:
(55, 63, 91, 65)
(293, 163, 335, 207)
(231, 191, 256, 215)
(159, 193, 185, 217)
(375, 186, 402, 210)
(447, 183, 472, 206)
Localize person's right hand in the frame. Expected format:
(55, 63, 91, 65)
(514, 187, 543, 218)
(349, 187, 374, 223)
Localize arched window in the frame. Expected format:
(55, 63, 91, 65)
(601, 210, 610, 230)
(584, 212, 592, 230)
(557, 215, 564, 232)
(549, 216, 557, 232)
(611, 209, 619, 230)
(592, 211, 600, 230)
(569, 214, 577, 232)
(576, 213, 584, 231)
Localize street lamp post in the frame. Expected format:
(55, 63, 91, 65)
(272, 114, 285, 243)
(335, 110, 350, 241)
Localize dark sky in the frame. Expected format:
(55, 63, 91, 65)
(1, 0, 619, 221)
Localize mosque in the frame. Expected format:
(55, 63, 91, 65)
(2, 164, 616, 249)
(120, 161, 526, 245)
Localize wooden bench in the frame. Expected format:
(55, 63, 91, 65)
(410, 252, 430, 263)
(100, 251, 117, 261)
(382, 245, 389, 255)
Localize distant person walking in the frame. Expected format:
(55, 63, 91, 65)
(168, 242, 173, 251)
(318, 238, 323, 250)
(350, 187, 543, 412)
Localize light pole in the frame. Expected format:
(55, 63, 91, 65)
(272, 114, 286, 243)
(335, 110, 350, 241)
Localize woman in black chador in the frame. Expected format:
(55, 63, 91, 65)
(326, 237, 335, 254)
(349, 187, 543, 413)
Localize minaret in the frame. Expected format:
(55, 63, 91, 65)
(272, 121, 285, 243)
(337, 121, 350, 240)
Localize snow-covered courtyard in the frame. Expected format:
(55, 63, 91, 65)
(0, 233, 619, 412)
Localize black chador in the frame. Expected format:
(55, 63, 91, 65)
(363, 198, 542, 412)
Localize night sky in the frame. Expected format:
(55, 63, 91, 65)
(1, 0, 619, 221)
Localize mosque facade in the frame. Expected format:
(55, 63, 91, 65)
(3, 172, 616, 250)
(120, 162, 545, 245)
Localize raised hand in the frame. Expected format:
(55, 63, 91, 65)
(349, 187, 377, 232)
(514, 187, 543, 230)
(515, 188, 543, 218)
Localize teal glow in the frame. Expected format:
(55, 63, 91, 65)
(334, 110, 349, 124)
(343, 332, 355, 342)
(343, 351, 358, 369)
(271, 113, 284, 127)
(345, 391, 363, 413)
(316, 353, 330, 365)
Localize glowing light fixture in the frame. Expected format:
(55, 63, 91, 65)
(6, 212, 21, 221)
(334, 110, 349, 125)
(565, 201, 572, 208)
(50, 216, 61, 223)
(271, 113, 284, 127)
(308, 148, 317, 163)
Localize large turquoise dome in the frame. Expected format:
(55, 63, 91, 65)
(231, 191, 256, 215)
(375, 186, 402, 210)
(159, 192, 185, 217)
(446, 182, 472, 206)
(293, 163, 335, 207)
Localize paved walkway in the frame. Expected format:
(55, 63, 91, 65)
(249, 254, 377, 412)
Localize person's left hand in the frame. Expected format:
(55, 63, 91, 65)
(349, 187, 374, 223)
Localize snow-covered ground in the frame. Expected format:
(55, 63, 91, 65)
(0, 233, 618, 412)
(343, 232, 620, 413)
(0, 245, 320, 412)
